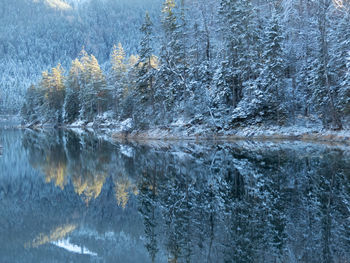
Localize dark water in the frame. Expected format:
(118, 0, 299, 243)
(0, 129, 349, 263)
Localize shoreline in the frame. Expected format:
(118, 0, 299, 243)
(4, 115, 349, 145)
(111, 127, 350, 145)
(6, 124, 350, 147)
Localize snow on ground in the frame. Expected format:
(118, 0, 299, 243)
(20, 113, 350, 144)
(120, 145, 134, 158)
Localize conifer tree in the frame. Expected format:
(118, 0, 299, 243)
(110, 43, 127, 117)
(39, 64, 65, 124)
(79, 49, 107, 121)
(51, 64, 66, 124)
(135, 12, 157, 127)
(297, 56, 315, 117)
(312, 0, 342, 129)
(21, 84, 40, 122)
(119, 55, 140, 120)
(339, 53, 350, 115)
(217, 0, 261, 108)
(258, 8, 286, 122)
(156, 0, 189, 122)
(328, 6, 350, 117)
(64, 59, 83, 123)
(137, 12, 155, 100)
(89, 55, 108, 116)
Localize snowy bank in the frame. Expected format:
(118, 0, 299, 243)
(19, 113, 350, 144)
(111, 122, 350, 144)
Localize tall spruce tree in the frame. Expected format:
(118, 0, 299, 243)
(110, 43, 127, 117)
(135, 12, 157, 127)
(339, 53, 350, 115)
(259, 8, 286, 123)
(137, 12, 155, 104)
(79, 49, 107, 121)
(64, 59, 83, 123)
(217, 0, 260, 109)
(328, 5, 350, 117)
(39, 64, 65, 124)
(156, 0, 187, 120)
(312, 0, 343, 129)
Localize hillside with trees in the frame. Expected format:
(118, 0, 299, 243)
(6, 0, 350, 132)
(0, 0, 162, 113)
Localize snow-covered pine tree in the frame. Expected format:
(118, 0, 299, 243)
(217, 0, 260, 109)
(328, 0, 350, 82)
(281, 0, 317, 119)
(231, 5, 286, 126)
(51, 64, 66, 124)
(21, 84, 40, 123)
(312, 0, 343, 129)
(135, 12, 157, 127)
(339, 53, 350, 115)
(297, 55, 315, 117)
(110, 43, 127, 118)
(89, 55, 108, 116)
(64, 59, 83, 124)
(119, 55, 140, 120)
(156, 0, 188, 121)
(137, 12, 155, 101)
(259, 7, 287, 123)
(79, 49, 107, 121)
(39, 64, 66, 124)
(328, 4, 350, 118)
(212, 60, 233, 116)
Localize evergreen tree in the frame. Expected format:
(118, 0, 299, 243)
(39, 64, 66, 124)
(89, 55, 108, 116)
(339, 53, 350, 115)
(135, 12, 157, 128)
(297, 56, 315, 117)
(312, 0, 343, 129)
(259, 8, 286, 123)
(119, 55, 140, 120)
(137, 12, 155, 102)
(21, 84, 41, 123)
(156, 0, 188, 119)
(110, 43, 127, 117)
(328, 6, 350, 117)
(79, 49, 107, 121)
(217, 0, 261, 109)
(64, 59, 83, 123)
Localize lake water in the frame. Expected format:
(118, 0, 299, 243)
(0, 129, 349, 262)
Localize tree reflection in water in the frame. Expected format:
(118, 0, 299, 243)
(0, 129, 349, 262)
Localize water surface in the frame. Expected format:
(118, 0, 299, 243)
(0, 129, 349, 262)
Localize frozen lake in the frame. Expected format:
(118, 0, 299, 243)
(0, 129, 349, 262)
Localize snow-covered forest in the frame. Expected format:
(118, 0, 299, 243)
(1, 0, 163, 113)
(3, 0, 350, 130)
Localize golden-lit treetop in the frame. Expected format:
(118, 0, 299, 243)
(111, 43, 127, 75)
(162, 0, 175, 14)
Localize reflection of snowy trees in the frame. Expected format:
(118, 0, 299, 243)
(135, 141, 350, 262)
(2, 130, 347, 262)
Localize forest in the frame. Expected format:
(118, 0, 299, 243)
(4, 0, 350, 131)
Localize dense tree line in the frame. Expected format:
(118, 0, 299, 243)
(0, 0, 162, 113)
(21, 0, 350, 130)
